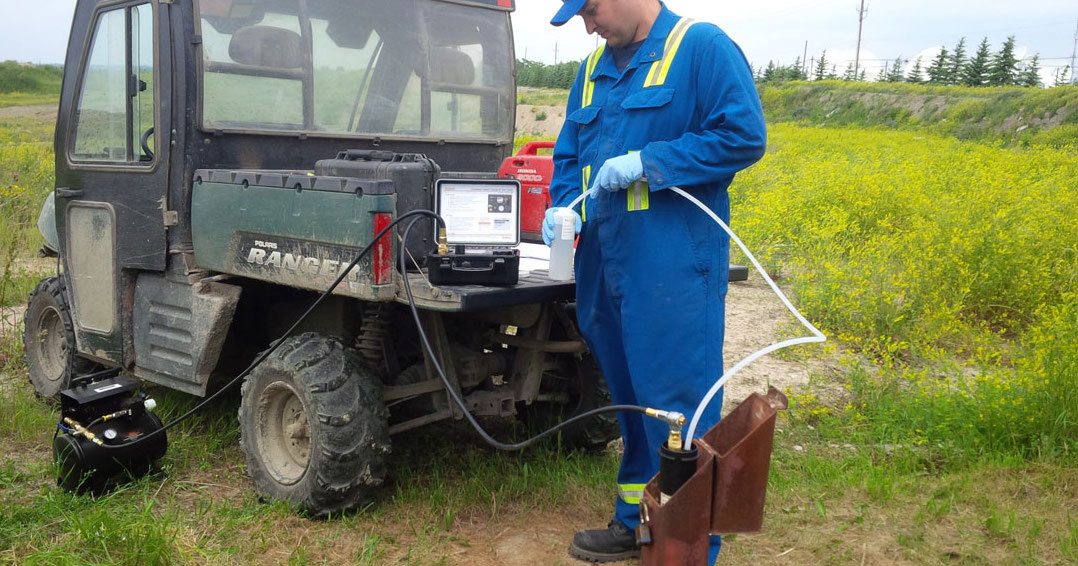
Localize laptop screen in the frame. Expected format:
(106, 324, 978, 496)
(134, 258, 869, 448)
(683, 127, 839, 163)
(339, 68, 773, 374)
(435, 179, 521, 246)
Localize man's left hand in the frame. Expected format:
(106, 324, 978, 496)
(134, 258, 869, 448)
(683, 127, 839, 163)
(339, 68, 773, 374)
(594, 153, 643, 195)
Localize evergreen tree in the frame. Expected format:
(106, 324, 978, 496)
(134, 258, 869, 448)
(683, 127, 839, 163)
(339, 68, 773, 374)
(792, 57, 807, 80)
(926, 47, 948, 84)
(1055, 66, 1071, 87)
(780, 61, 807, 81)
(515, 59, 586, 89)
(906, 57, 925, 83)
(858, 69, 867, 81)
(1019, 54, 1042, 88)
(827, 64, 839, 80)
(813, 50, 829, 80)
(947, 37, 967, 85)
(963, 37, 991, 87)
(886, 57, 905, 82)
(988, 35, 1019, 86)
(762, 60, 776, 82)
(876, 62, 889, 82)
(842, 62, 857, 81)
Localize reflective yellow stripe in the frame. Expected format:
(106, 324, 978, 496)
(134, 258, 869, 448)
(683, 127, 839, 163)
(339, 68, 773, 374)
(627, 180, 649, 212)
(618, 483, 647, 504)
(625, 151, 649, 212)
(581, 165, 591, 221)
(643, 18, 695, 88)
(582, 45, 606, 108)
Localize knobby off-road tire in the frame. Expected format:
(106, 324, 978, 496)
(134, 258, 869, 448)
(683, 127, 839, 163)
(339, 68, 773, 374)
(526, 353, 621, 453)
(23, 276, 97, 399)
(239, 333, 390, 517)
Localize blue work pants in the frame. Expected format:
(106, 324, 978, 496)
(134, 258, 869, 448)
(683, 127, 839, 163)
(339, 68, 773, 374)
(574, 202, 727, 563)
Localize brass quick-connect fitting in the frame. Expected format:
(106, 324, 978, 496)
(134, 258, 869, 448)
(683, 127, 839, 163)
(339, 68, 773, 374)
(645, 408, 687, 451)
(437, 228, 449, 255)
(63, 417, 104, 446)
(667, 428, 684, 451)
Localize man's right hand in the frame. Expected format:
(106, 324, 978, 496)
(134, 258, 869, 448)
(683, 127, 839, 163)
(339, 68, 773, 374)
(542, 207, 582, 246)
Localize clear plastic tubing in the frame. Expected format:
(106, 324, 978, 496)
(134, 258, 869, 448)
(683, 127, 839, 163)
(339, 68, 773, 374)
(565, 186, 827, 440)
(548, 208, 577, 281)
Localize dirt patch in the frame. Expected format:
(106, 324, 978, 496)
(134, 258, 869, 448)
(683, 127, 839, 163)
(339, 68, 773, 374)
(516, 104, 565, 139)
(845, 91, 957, 122)
(723, 276, 836, 412)
(0, 104, 57, 121)
(1, 305, 25, 334)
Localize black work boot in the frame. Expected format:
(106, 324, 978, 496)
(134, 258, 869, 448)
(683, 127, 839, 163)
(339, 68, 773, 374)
(568, 520, 640, 563)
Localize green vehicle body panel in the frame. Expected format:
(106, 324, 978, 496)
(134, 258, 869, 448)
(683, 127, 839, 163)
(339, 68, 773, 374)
(191, 170, 398, 302)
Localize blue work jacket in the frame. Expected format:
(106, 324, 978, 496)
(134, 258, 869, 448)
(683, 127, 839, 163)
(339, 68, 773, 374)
(549, 4, 766, 222)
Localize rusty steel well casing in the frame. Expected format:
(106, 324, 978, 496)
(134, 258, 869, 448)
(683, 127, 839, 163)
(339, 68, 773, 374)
(639, 386, 788, 565)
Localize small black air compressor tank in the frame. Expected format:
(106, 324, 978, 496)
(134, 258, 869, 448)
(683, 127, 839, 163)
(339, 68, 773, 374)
(53, 375, 167, 494)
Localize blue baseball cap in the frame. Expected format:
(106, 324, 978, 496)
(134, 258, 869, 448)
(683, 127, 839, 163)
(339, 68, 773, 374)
(551, 0, 587, 26)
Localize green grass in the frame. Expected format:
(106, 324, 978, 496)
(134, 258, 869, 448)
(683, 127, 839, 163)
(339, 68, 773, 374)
(0, 382, 617, 564)
(0, 62, 63, 95)
(3, 71, 1078, 565)
(760, 81, 1078, 148)
(516, 87, 570, 107)
(0, 94, 59, 109)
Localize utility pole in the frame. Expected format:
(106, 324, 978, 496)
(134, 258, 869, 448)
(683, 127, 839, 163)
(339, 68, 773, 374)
(554, 42, 559, 65)
(1070, 17, 1077, 84)
(854, 0, 867, 78)
(802, 40, 809, 76)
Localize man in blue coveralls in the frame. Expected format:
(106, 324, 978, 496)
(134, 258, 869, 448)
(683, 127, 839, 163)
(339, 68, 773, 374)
(542, 0, 767, 562)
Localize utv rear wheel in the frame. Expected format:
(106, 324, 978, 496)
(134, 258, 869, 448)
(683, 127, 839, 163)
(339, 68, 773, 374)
(239, 333, 390, 517)
(524, 353, 620, 453)
(23, 276, 97, 398)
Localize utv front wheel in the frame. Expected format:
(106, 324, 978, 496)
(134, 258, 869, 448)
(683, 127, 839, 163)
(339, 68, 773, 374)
(23, 276, 96, 398)
(239, 333, 390, 517)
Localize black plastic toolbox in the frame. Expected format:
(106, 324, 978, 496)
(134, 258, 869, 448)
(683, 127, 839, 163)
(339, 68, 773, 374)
(315, 150, 441, 262)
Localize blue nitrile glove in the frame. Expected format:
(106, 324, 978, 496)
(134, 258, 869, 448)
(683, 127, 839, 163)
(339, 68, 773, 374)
(542, 207, 582, 246)
(594, 152, 644, 195)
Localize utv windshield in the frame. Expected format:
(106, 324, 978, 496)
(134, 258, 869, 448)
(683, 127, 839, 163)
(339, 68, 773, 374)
(197, 0, 514, 142)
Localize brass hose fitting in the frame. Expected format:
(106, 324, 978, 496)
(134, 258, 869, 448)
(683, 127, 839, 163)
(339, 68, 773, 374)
(63, 417, 104, 446)
(437, 228, 449, 255)
(645, 408, 687, 451)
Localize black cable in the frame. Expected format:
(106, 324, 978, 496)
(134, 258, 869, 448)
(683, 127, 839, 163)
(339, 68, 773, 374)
(94, 208, 651, 452)
(96, 209, 436, 450)
(398, 215, 650, 452)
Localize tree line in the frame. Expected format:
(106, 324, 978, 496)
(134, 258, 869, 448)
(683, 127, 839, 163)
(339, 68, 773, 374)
(757, 35, 1071, 88)
(516, 34, 1072, 90)
(516, 59, 581, 90)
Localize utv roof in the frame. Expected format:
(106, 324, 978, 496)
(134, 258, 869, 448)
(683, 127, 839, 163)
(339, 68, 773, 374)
(442, 0, 515, 10)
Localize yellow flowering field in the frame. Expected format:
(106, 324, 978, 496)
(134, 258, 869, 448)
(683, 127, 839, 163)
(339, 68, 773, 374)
(0, 126, 52, 315)
(735, 124, 1078, 454)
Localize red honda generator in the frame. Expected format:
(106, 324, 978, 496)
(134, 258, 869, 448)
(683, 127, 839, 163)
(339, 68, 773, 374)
(498, 140, 749, 281)
(499, 141, 555, 243)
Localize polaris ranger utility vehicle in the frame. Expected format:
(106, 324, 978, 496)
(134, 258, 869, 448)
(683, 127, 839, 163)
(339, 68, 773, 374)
(24, 0, 619, 515)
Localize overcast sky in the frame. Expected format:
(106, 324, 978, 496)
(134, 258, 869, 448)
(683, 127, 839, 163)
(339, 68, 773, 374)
(514, 0, 1078, 83)
(1, 0, 1075, 84)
